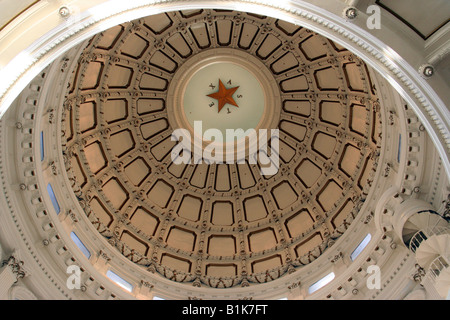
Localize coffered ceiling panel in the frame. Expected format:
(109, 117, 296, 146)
(62, 9, 382, 288)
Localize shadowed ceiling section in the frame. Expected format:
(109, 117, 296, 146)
(62, 9, 382, 288)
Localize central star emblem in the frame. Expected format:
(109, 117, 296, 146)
(207, 79, 240, 113)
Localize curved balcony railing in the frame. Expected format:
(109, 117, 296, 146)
(409, 226, 450, 253)
(428, 256, 449, 281)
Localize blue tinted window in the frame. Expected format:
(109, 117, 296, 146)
(70, 232, 91, 259)
(47, 183, 60, 214)
(106, 270, 133, 292)
(40, 131, 44, 161)
(308, 272, 335, 294)
(350, 233, 372, 261)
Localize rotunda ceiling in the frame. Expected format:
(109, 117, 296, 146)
(61, 9, 382, 288)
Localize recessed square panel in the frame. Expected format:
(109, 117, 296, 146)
(166, 226, 196, 252)
(78, 101, 97, 133)
(109, 129, 135, 158)
(251, 255, 282, 273)
(339, 144, 361, 178)
(207, 235, 236, 256)
(104, 99, 128, 124)
(271, 181, 298, 210)
(147, 179, 174, 209)
(312, 131, 337, 159)
(120, 231, 149, 256)
(123, 157, 151, 186)
(102, 177, 129, 210)
(177, 195, 203, 222)
(284, 209, 315, 238)
(248, 228, 277, 252)
(211, 201, 234, 226)
(316, 179, 343, 212)
(243, 195, 268, 222)
(130, 207, 159, 236)
(294, 232, 323, 258)
(84, 141, 107, 174)
(296, 158, 322, 188)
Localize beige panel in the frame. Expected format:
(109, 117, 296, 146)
(339, 144, 361, 177)
(206, 264, 237, 277)
(215, 20, 233, 45)
(271, 52, 298, 74)
(243, 196, 268, 222)
(271, 181, 298, 210)
(284, 209, 315, 238)
(150, 136, 177, 161)
(140, 119, 169, 140)
(344, 62, 364, 92)
(84, 141, 107, 174)
(177, 195, 203, 222)
(104, 99, 128, 123)
(89, 197, 113, 227)
(166, 33, 192, 58)
(350, 104, 368, 136)
(139, 73, 168, 91)
(331, 199, 354, 229)
(257, 34, 282, 59)
(215, 164, 231, 191)
(319, 100, 342, 126)
(136, 98, 165, 115)
(123, 157, 151, 186)
(81, 62, 103, 90)
(283, 100, 311, 117)
(78, 101, 96, 133)
(149, 51, 178, 73)
(121, 231, 149, 255)
(207, 235, 236, 256)
(102, 177, 129, 210)
(190, 23, 210, 48)
(278, 140, 296, 163)
(130, 207, 159, 236)
(275, 19, 302, 35)
(280, 75, 309, 92)
(106, 65, 133, 88)
(179, 9, 203, 18)
(211, 201, 234, 226)
(190, 164, 209, 188)
(296, 158, 322, 188)
(314, 67, 339, 90)
(238, 23, 259, 49)
(147, 179, 174, 208)
(109, 129, 135, 158)
(300, 35, 327, 61)
(358, 157, 375, 189)
(168, 161, 187, 178)
(71, 155, 87, 188)
(236, 162, 256, 189)
(280, 120, 307, 143)
(160, 254, 191, 273)
(248, 228, 277, 252)
(143, 13, 173, 34)
(97, 25, 124, 50)
(120, 34, 149, 59)
(317, 180, 343, 212)
(312, 131, 337, 159)
(294, 233, 323, 258)
(251, 255, 282, 273)
(166, 227, 196, 252)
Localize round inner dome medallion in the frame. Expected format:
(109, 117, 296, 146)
(167, 49, 281, 154)
(183, 61, 265, 141)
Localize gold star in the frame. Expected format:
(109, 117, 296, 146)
(207, 79, 240, 113)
